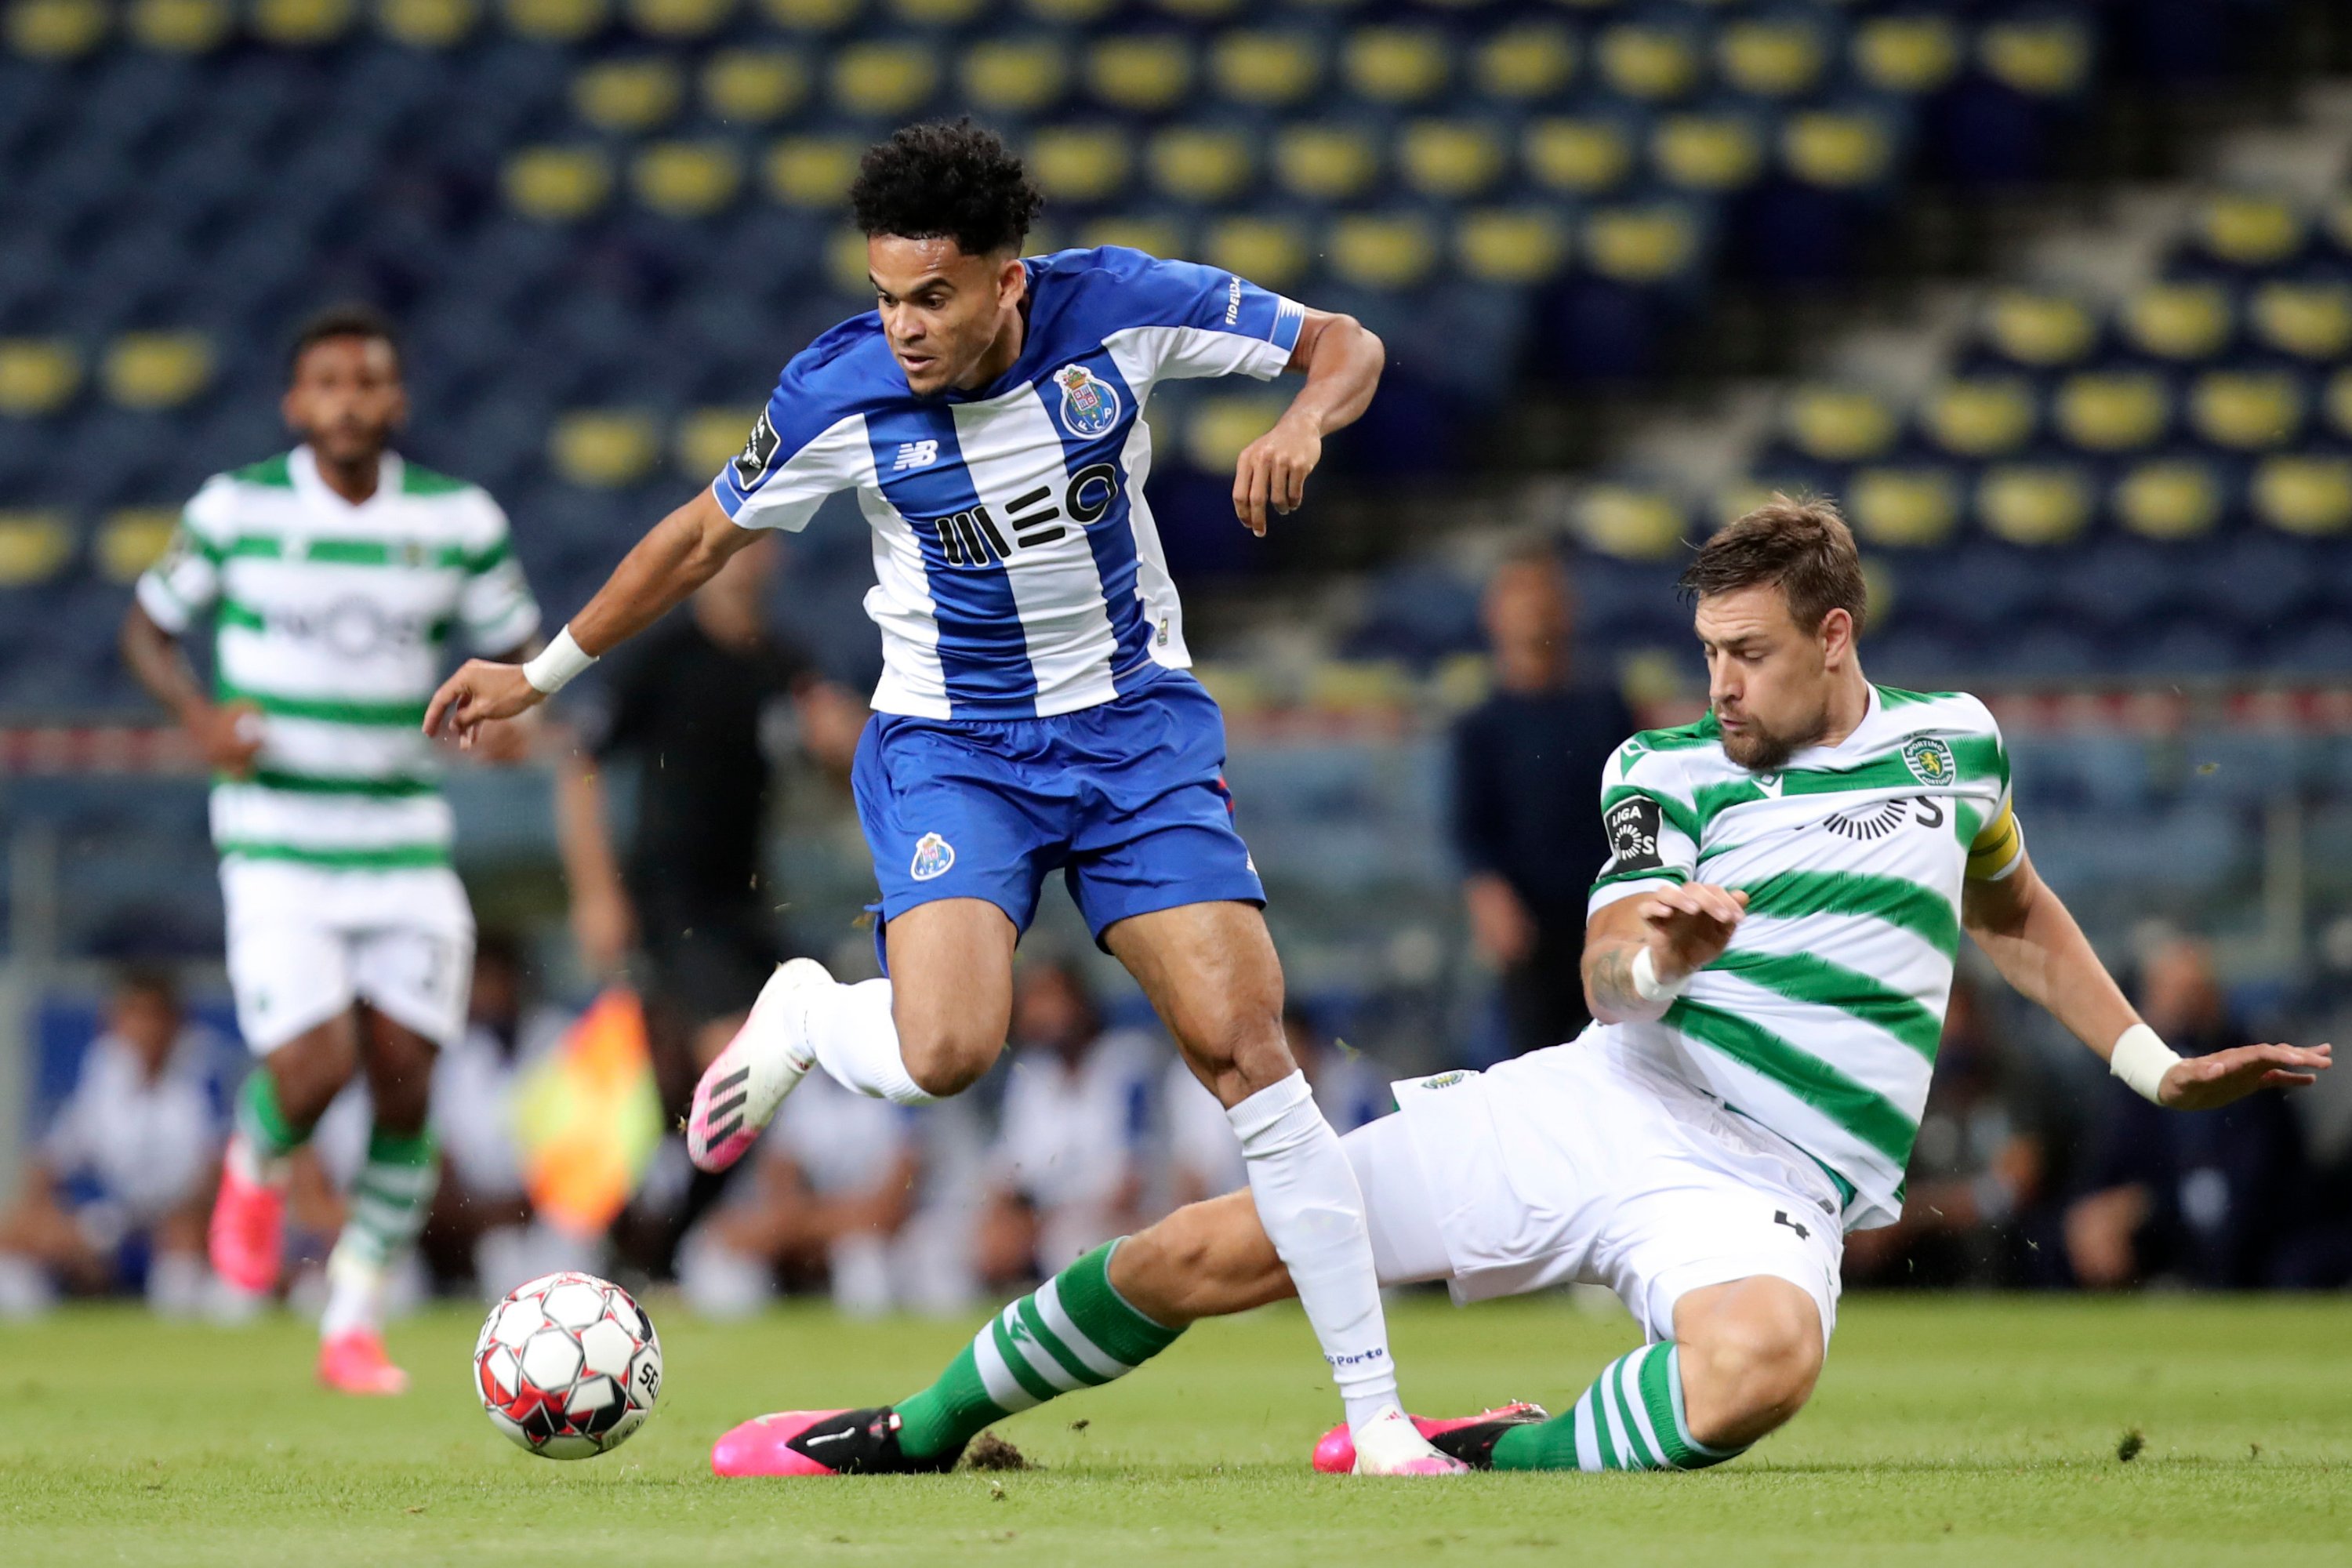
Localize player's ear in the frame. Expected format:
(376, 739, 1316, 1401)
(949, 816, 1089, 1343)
(1818, 606, 1856, 667)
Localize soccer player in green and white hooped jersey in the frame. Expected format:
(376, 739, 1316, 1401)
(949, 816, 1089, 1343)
(698, 495, 2332, 1480)
(121, 306, 541, 1395)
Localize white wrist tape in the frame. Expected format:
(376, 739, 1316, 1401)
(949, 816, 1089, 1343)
(2110, 1023, 2182, 1104)
(522, 626, 597, 695)
(1630, 946, 1686, 1006)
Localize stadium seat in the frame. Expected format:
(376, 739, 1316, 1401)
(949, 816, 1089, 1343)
(1471, 21, 1577, 102)
(2248, 280, 2352, 361)
(1210, 30, 1322, 107)
(1146, 125, 1254, 205)
(1783, 110, 1897, 192)
(2251, 454, 2352, 538)
(503, 0, 608, 41)
(1581, 202, 1700, 285)
(759, 0, 858, 28)
(1717, 15, 1829, 100)
(2325, 367, 2352, 441)
(2192, 191, 2307, 270)
(1273, 124, 1379, 203)
(377, 0, 481, 49)
(1573, 485, 1687, 561)
(505, 147, 614, 221)
(0, 339, 82, 417)
(1398, 120, 1507, 201)
(1845, 465, 1960, 550)
(2118, 281, 2234, 361)
(1982, 290, 2098, 367)
(1327, 212, 1438, 290)
(1977, 15, 2094, 99)
(1976, 462, 2093, 548)
(1029, 125, 1134, 205)
(831, 42, 938, 118)
(1850, 13, 1962, 96)
(575, 59, 687, 132)
(1920, 376, 2037, 459)
(1185, 394, 1287, 470)
(95, 508, 177, 584)
(127, 0, 234, 53)
(0, 513, 72, 586)
(704, 49, 811, 123)
(676, 407, 761, 478)
(632, 142, 743, 217)
(1782, 385, 1897, 464)
(1080, 216, 1185, 259)
(252, 0, 357, 46)
(7, 0, 108, 59)
(101, 332, 212, 410)
(626, 0, 734, 39)
(888, 0, 986, 24)
(1524, 115, 1635, 195)
(2113, 458, 2226, 542)
(823, 226, 869, 292)
(1455, 208, 1570, 285)
(1653, 111, 1766, 194)
(1203, 215, 1308, 290)
(1086, 35, 1192, 114)
(963, 38, 1069, 116)
(2188, 368, 2304, 451)
(1595, 21, 1700, 102)
(2053, 370, 2170, 454)
(551, 410, 662, 488)
(764, 136, 859, 209)
(1343, 26, 1452, 106)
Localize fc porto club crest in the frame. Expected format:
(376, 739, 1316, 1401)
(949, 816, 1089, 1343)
(1054, 363, 1120, 437)
(909, 831, 956, 882)
(1900, 734, 1957, 787)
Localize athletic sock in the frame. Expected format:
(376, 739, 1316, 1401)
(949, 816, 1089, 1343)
(321, 1124, 439, 1339)
(230, 1069, 310, 1181)
(804, 976, 939, 1107)
(892, 1240, 1182, 1461)
(1489, 1344, 1743, 1472)
(1225, 1071, 1399, 1436)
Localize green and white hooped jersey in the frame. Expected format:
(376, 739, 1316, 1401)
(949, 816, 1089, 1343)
(1588, 685, 2026, 1232)
(135, 447, 539, 869)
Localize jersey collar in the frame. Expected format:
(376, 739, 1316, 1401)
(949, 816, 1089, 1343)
(289, 445, 402, 514)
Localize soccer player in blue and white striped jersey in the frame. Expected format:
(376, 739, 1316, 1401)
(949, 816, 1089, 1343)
(426, 121, 1457, 1475)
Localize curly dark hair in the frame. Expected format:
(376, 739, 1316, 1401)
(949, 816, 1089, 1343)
(849, 118, 1044, 257)
(287, 302, 400, 379)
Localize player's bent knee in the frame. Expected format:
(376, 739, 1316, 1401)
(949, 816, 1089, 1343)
(894, 1017, 1004, 1098)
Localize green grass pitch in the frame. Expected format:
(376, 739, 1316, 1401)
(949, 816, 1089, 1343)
(4, 1293, 2347, 1566)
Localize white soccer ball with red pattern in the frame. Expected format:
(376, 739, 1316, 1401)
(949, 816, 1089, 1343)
(474, 1271, 662, 1460)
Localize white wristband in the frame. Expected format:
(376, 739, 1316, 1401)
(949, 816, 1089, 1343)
(1630, 946, 1686, 1006)
(2110, 1023, 2182, 1104)
(522, 626, 597, 695)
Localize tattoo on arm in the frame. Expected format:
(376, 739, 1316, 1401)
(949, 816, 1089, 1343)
(1585, 941, 1654, 1022)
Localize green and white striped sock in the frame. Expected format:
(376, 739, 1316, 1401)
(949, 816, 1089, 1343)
(321, 1125, 440, 1338)
(231, 1069, 310, 1177)
(1490, 1344, 1743, 1472)
(893, 1240, 1183, 1461)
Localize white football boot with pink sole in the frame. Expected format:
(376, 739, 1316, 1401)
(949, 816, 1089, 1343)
(685, 957, 827, 1172)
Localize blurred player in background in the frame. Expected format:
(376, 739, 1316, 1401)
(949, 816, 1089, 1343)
(428, 121, 1456, 1473)
(122, 305, 543, 1393)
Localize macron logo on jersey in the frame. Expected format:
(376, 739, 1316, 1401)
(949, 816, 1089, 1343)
(891, 440, 938, 472)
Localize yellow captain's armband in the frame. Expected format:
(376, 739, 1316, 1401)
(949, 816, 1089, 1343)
(1965, 799, 2024, 880)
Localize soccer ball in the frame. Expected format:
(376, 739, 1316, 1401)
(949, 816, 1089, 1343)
(474, 1271, 662, 1460)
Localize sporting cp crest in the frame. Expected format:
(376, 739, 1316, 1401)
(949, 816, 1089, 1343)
(1900, 734, 1957, 787)
(909, 831, 956, 882)
(1054, 364, 1120, 437)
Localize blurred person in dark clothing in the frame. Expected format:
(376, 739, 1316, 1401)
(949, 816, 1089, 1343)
(1450, 546, 1636, 1056)
(2065, 937, 2312, 1289)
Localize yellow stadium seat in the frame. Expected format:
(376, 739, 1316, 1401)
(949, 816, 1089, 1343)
(1185, 394, 1288, 470)
(2325, 367, 2352, 441)
(103, 332, 213, 410)
(1847, 467, 1960, 550)
(1210, 31, 1322, 107)
(0, 340, 82, 417)
(1653, 114, 1764, 194)
(1524, 117, 1633, 194)
(626, 0, 734, 38)
(1017, 0, 1112, 22)
(1399, 121, 1504, 199)
(826, 227, 872, 292)
(1784, 385, 1896, 463)
(1851, 13, 1961, 94)
(575, 59, 686, 132)
(760, 0, 858, 27)
(632, 142, 742, 217)
(1984, 290, 2096, 366)
(1152, 0, 1243, 20)
(1343, 27, 1450, 105)
(1978, 17, 2090, 97)
(553, 412, 662, 488)
(677, 408, 764, 477)
(1717, 17, 1825, 98)
(1029, 125, 1134, 204)
(2249, 281, 2352, 361)
(0, 514, 73, 587)
(2113, 459, 2223, 543)
(1978, 463, 2092, 547)
(1583, 204, 1697, 285)
(704, 49, 808, 122)
(503, 0, 608, 42)
(833, 42, 938, 116)
(379, 0, 477, 45)
(9, 0, 107, 57)
(1328, 213, 1436, 290)
(2194, 191, 2304, 267)
(130, 0, 235, 52)
(2053, 371, 2168, 453)
(2118, 281, 2232, 361)
(1274, 125, 1377, 202)
(1086, 36, 1192, 113)
(887, 0, 984, 21)
(506, 147, 613, 220)
(1203, 216, 1308, 291)
(1472, 22, 1575, 100)
(1147, 126, 1253, 204)
(1081, 217, 1185, 259)
(96, 509, 181, 584)
(255, 0, 358, 44)
(2252, 455, 2352, 537)
(964, 38, 1069, 115)
(765, 136, 860, 208)
(1573, 485, 1686, 561)
(2189, 369, 2304, 451)
(1922, 376, 2035, 459)
(1784, 111, 1894, 190)
(1455, 208, 1570, 285)
(1595, 22, 1698, 101)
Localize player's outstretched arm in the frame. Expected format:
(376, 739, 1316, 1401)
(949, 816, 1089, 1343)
(425, 487, 760, 745)
(1581, 884, 1750, 1025)
(120, 601, 263, 777)
(1964, 848, 2329, 1109)
(1231, 310, 1385, 536)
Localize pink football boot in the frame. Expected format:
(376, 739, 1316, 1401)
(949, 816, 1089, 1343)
(318, 1329, 409, 1396)
(1312, 1402, 1551, 1474)
(711, 1406, 960, 1477)
(206, 1139, 285, 1295)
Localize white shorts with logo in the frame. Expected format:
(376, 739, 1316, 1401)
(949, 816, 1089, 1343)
(220, 858, 475, 1054)
(1343, 1030, 1846, 1347)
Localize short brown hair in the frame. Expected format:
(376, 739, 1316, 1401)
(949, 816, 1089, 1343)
(1679, 493, 1867, 636)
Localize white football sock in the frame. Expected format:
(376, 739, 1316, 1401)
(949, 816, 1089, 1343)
(1227, 1071, 1400, 1436)
(804, 977, 939, 1107)
(318, 1238, 386, 1340)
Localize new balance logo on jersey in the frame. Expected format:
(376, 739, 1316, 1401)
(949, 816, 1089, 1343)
(891, 441, 938, 472)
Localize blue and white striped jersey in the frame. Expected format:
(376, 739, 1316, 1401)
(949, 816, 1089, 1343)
(711, 246, 1306, 719)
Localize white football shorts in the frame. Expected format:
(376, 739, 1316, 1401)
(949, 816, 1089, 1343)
(1345, 1030, 1846, 1347)
(220, 858, 475, 1054)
